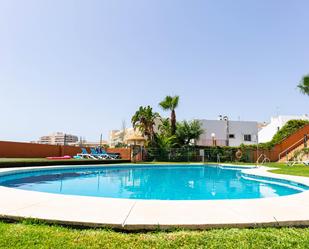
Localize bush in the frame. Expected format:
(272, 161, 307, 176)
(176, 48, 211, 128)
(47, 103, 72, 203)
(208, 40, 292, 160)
(144, 146, 256, 163)
(203, 146, 255, 163)
(271, 119, 309, 145)
(245, 119, 309, 150)
(145, 147, 202, 162)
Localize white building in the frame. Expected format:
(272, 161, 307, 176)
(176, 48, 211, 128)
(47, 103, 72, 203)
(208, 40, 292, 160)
(38, 132, 78, 145)
(196, 118, 258, 147)
(258, 115, 309, 143)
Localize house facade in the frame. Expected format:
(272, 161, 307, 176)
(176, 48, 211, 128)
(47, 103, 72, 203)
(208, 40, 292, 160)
(196, 119, 258, 147)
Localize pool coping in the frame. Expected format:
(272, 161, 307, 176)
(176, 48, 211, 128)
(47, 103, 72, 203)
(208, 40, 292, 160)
(1, 163, 309, 230)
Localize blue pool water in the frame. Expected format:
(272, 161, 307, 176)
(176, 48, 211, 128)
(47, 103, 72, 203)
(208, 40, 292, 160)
(0, 165, 308, 200)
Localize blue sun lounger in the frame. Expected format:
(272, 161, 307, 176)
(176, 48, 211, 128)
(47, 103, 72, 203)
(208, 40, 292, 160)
(90, 148, 110, 160)
(99, 148, 120, 159)
(75, 148, 97, 160)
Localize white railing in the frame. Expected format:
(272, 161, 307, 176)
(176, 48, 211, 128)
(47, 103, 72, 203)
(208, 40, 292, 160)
(278, 135, 308, 160)
(197, 139, 227, 147)
(217, 154, 221, 163)
(256, 154, 270, 165)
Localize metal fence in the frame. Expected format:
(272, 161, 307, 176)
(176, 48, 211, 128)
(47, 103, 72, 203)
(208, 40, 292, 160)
(142, 147, 256, 163)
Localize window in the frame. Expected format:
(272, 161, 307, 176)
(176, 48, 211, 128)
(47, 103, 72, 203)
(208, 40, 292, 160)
(229, 134, 235, 139)
(244, 134, 252, 142)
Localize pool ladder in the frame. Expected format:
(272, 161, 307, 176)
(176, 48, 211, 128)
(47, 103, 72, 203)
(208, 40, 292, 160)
(217, 154, 221, 164)
(256, 154, 270, 165)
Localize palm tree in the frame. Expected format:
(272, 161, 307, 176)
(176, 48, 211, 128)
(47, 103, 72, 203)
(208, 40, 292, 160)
(131, 106, 160, 143)
(159, 95, 179, 135)
(158, 117, 172, 137)
(154, 133, 177, 151)
(298, 75, 309, 96)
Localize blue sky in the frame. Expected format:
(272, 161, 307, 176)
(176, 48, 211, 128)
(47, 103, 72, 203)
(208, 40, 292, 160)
(0, 0, 308, 142)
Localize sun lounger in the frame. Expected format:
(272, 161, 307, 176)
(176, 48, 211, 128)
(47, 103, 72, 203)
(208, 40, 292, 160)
(90, 148, 109, 160)
(99, 148, 120, 159)
(76, 148, 97, 160)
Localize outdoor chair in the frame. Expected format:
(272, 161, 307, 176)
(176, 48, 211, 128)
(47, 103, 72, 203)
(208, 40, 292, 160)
(76, 148, 97, 160)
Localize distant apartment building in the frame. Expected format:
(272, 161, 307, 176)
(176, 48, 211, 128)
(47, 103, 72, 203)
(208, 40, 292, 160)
(258, 115, 309, 143)
(38, 132, 78, 145)
(109, 128, 144, 147)
(80, 140, 108, 147)
(196, 117, 258, 147)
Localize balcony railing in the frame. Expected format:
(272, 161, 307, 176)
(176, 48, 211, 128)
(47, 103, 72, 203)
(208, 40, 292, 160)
(196, 139, 228, 147)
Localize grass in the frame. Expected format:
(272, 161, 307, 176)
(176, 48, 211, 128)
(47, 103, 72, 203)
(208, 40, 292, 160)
(0, 158, 52, 162)
(263, 163, 309, 177)
(205, 161, 309, 178)
(1, 221, 309, 249)
(0, 158, 130, 168)
(235, 162, 309, 177)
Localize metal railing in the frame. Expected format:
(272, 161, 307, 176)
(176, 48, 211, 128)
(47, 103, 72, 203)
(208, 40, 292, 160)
(278, 135, 308, 160)
(256, 153, 270, 164)
(197, 139, 228, 147)
(143, 147, 256, 163)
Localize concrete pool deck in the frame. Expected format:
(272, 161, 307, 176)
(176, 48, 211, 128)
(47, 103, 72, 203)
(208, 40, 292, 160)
(1, 164, 309, 230)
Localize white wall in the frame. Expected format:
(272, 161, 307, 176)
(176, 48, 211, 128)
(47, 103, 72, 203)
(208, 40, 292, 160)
(258, 115, 309, 143)
(196, 119, 258, 147)
(229, 121, 258, 146)
(198, 120, 227, 140)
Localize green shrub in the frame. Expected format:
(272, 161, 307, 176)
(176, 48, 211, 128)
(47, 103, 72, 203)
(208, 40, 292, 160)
(245, 119, 309, 150)
(271, 119, 309, 145)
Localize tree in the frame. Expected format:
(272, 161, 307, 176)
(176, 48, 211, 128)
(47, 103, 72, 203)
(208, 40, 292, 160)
(131, 106, 160, 144)
(176, 120, 204, 147)
(154, 133, 177, 151)
(298, 75, 309, 96)
(159, 95, 179, 135)
(150, 133, 177, 161)
(157, 117, 172, 138)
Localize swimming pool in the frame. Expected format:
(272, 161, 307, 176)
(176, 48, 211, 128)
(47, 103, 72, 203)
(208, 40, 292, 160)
(0, 164, 308, 200)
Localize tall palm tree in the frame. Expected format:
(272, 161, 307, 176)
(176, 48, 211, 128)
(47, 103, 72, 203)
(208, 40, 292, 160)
(131, 106, 160, 143)
(159, 95, 179, 135)
(298, 75, 309, 96)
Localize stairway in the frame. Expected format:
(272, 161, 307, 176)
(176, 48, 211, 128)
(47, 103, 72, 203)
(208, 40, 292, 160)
(278, 142, 307, 162)
(269, 124, 309, 162)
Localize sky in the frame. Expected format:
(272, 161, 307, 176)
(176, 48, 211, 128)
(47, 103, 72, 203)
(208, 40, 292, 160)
(0, 0, 308, 142)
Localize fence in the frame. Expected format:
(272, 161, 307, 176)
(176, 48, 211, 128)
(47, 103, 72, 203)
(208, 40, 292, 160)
(0, 141, 131, 160)
(143, 147, 257, 163)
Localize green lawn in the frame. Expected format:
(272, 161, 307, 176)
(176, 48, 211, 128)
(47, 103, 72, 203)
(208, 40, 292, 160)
(263, 163, 309, 177)
(1, 221, 309, 249)
(0, 158, 52, 162)
(0, 158, 130, 168)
